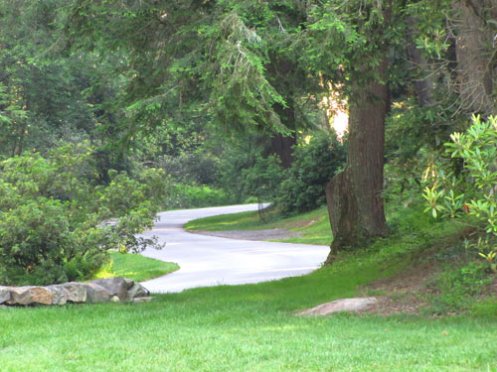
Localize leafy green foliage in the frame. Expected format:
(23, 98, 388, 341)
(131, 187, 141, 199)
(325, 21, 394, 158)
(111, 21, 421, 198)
(241, 155, 285, 202)
(168, 184, 234, 209)
(0, 0, 131, 162)
(214, 136, 264, 203)
(68, 0, 314, 144)
(159, 152, 220, 186)
(278, 132, 345, 214)
(0, 143, 167, 285)
(423, 116, 497, 271)
(303, 0, 404, 98)
(431, 262, 493, 313)
(406, 0, 452, 59)
(211, 12, 287, 133)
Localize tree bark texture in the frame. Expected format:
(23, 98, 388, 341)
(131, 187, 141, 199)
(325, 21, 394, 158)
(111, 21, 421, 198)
(325, 169, 359, 263)
(325, 59, 389, 263)
(452, 0, 496, 115)
(406, 16, 434, 107)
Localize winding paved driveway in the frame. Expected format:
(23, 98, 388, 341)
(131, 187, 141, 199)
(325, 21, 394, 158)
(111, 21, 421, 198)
(140, 204, 329, 293)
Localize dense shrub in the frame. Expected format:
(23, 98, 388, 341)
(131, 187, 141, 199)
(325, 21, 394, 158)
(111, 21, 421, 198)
(431, 261, 493, 313)
(159, 152, 220, 185)
(209, 132, 345, 213)
(241, 155, 285, 202)
(215, 137, 263, 203)
(277, 132, 346, 214)
(0, 143, 168, 285)
(423, 116, 497, 271)
(166, 184, 234, 209)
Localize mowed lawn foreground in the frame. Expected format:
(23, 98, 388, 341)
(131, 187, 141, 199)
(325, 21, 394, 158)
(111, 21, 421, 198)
(1, 270, 497, 371)
(2, 208, 497, 370)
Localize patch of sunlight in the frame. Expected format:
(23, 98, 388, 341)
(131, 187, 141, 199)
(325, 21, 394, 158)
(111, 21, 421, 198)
(333, 110, 348, 139)
(94, 270, 112, 279)
(318, 82, 349, 140)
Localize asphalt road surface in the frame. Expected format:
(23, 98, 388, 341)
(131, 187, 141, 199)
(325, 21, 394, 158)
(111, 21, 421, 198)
(140, 204, 329, 293)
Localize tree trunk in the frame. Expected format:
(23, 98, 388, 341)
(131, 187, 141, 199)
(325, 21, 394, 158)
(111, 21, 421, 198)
(453, 0, 495, 115)
(13, 120, 27, 156)
(269, 133, 296, 168)
(406, 16, 434, 107)
(325, 59, 389, 263)
(266, 101, 297, 168)
(325, 168, 359, 262)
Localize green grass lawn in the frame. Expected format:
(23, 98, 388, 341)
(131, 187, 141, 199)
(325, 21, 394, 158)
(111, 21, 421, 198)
(2, 207, 497, 370)
(94, 252, 179, 282)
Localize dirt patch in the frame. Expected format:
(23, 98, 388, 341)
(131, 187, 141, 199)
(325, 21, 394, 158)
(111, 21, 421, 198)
(191, 228, 301, 241)
(359, 254, 442, 315)
(361, 228, 479, 316)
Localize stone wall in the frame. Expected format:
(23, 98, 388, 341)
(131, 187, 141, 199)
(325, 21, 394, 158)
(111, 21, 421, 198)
(0, 278, 150, 306)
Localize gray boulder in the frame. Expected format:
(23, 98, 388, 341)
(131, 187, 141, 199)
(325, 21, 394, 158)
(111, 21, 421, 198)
(298, 297, 378, 316)
(90, 278, 129, 301)
(85, 282, 113, 303)
(46, 285, 68, 305)
(127, 282, 150, 299)
(0, 287, 11, 304)
(59, 282, 87, 303)
(8, 286, 54, 306)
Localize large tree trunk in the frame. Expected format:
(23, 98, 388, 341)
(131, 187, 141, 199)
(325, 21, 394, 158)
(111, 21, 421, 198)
(452, 0, 496, 115)
(325, 59, 389, 264)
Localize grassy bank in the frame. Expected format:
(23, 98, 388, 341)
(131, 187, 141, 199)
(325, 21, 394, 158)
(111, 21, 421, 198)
(185, 206, 333, 245)
(94, 252, 179, 282)
(2, 207, 497, 370)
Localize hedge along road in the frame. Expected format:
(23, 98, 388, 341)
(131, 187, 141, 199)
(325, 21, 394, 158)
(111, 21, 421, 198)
(140, 204, 329, 293)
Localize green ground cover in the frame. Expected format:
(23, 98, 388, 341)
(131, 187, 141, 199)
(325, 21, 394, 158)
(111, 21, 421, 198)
(2, 207, 497, 370)
(94, 252, 179, 282)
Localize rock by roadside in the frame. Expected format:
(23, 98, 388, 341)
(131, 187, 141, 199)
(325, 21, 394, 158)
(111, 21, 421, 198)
(0, 277, 150, 306)
(297, 297, 379, 316)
